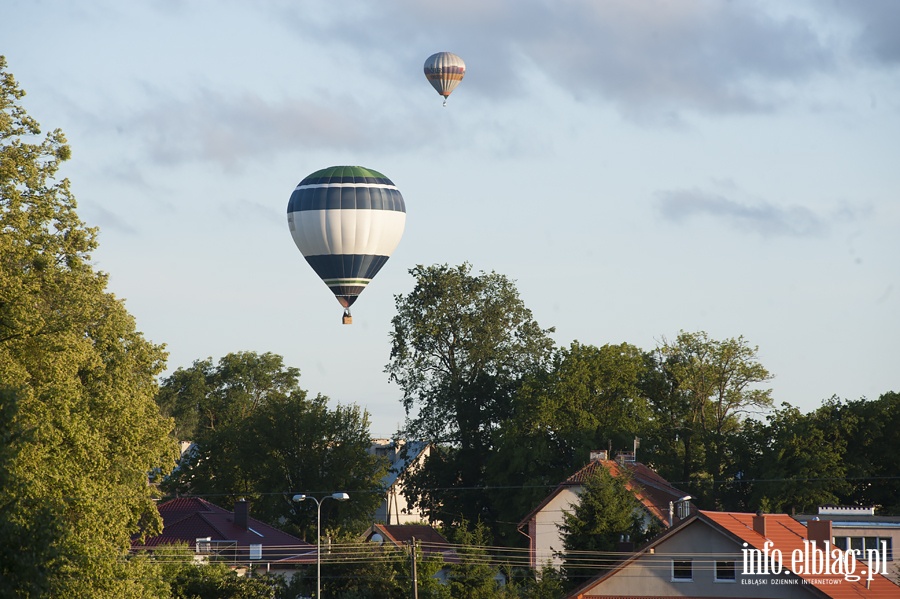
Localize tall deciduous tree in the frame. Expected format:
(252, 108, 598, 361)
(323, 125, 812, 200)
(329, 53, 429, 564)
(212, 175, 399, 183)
(646, 331, 773, 506)
(736, 401, 851, 514)
(0, 56, 178, 598)
(487, 341, 651, 543)
(516, 341, 651, 464)
(386, 263, 555, 531)
(159, 351, 385, 537)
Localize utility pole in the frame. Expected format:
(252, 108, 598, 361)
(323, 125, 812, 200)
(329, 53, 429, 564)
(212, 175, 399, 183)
(410, 537, 418, 599)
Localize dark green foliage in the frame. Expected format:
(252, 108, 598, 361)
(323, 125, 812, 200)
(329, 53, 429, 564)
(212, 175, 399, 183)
(444, 520, 512, 599)
(167, 563, 280, 599)
(559, 468, 647, 588)
(387, 263, 555, 534)
(487, 341, 653, 543)
(640, 331, 773, 508)
(840, 391, 900, 513)
(158, 351, 386, 538)
(737, 401, 852, 514)
(732, 391, 900, 515)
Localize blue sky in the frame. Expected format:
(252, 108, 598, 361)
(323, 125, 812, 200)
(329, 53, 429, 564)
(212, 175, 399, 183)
(5, 0, 898, 437)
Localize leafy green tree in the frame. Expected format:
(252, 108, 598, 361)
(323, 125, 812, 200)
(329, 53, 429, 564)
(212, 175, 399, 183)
(444, 520, 514, 599)
(520, 341, 651, 453)
(386, 263, 555, 532)
(0, 55, 178, 598)
(324, 546, 407, 599)
(159, 351, 385, 537)
(840, 391, 900, 513)
(152, 545, 282, 599)
(487, 341, 651, 544)
(156, 351, 303, 441)
(168, 563, 280, 599)
(738, 401, 851, 513)
(559, 467, 647, 589)
(510, 565, 565, 599)
(645, 331, 773, 506)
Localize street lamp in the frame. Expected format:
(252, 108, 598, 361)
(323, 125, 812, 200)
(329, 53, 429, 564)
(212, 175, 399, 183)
(292, 492, 350, 599)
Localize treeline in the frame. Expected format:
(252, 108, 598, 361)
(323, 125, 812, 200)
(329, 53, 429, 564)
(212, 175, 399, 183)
(382, 263, 900, 545)
(155, 262, 900, 552)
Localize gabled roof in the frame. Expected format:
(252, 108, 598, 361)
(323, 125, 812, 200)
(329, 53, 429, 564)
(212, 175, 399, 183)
(705, 511, 898, 597)
(520, 458, 692, 527)
(364, 523, 460, 564)
(133, 497, 314, 563)
(568, 511, 900, 599)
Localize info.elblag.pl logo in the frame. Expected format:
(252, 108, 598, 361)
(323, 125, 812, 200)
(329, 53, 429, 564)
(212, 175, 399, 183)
(742, 540, 889, 583)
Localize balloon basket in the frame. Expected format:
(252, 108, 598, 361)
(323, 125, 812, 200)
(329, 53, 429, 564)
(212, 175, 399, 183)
(342, 311, 353, 325)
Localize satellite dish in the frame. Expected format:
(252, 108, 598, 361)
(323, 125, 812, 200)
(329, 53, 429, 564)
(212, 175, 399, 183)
(370, 533, 384, 545)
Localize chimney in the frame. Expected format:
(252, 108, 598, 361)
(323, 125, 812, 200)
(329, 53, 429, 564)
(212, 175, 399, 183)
(807, 519, 833, 546)
(590, 450, 608, 461)
(234, 499, 249, 530)
(753, 511, 767, 538)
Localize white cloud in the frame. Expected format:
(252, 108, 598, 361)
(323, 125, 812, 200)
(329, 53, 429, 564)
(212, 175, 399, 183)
(653, 187, 866, 238)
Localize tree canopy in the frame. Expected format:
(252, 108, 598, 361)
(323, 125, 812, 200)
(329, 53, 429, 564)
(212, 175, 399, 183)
(387, 262, 555, 446)
(642, 331, 773, 507)
(386, 263, 555, 532)
(0, 55, 178, 598)
(158, 351, 386, 538)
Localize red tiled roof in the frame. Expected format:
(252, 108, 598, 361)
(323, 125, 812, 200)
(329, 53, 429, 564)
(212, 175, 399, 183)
(133, 497, 314, 563)
(521, 459, 693, 527)
(568, 511, 900, 598)
(702, 511, 899, 598)
(367, 523, 460, 564)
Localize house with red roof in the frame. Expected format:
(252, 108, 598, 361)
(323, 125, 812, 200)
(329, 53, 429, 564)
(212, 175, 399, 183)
(362, 523, 460, 566)
(362, 523, 460, 584)
(566, 510, 900, 598)
(361, 523, 509, 587)
(132, 497, 315, 575)
(519, 450, 695, 570)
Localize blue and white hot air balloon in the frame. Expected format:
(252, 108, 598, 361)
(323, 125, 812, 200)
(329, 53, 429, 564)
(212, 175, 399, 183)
(287, 166, 406, 324)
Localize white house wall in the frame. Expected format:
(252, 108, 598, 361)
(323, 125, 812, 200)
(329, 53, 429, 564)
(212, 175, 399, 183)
(533, 487, 584, 569)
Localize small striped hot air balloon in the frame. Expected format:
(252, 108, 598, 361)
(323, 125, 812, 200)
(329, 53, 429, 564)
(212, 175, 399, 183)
(287, 166, 406, 324)
(424, 52, 466, 106)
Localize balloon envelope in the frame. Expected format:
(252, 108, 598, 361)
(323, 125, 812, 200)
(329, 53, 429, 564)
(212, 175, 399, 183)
(287, 166, 406, 309)
(424, 52, 466, 103)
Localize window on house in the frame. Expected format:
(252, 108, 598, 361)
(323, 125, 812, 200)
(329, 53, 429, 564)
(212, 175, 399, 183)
(195, 537, 211, 554)
(672, 560, 693, 581)
(249, 544, 262, 560)
(834, 536, 893, 560)
(865, 536, 893, 560)
(715, 560, 736, 581)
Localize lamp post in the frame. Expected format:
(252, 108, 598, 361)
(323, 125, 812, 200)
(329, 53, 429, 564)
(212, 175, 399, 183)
(293, 492, 350, 599)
